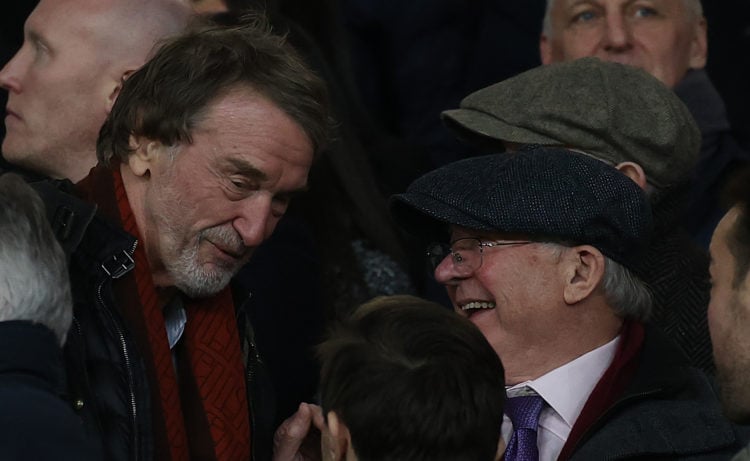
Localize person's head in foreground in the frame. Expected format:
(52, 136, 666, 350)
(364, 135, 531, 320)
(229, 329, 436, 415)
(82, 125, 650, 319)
(0, 173, 72, 346)
(708, 167, 750, 423)
(95, 15, 331, 298)
(540, 0, 707, 88)
(318, 294, 506, 461)
(391, 146, 653, 385)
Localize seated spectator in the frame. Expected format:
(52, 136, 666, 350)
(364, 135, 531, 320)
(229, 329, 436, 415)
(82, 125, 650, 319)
(0, 173, 95, 460)
(441, 57, 714, 373)
(34, 16, 331, 461)
(205, 7, 420, 426)
(0, 0, 191, 181)
(707, 167, 750, 459)
(317, 295, 506, 461)
(539, 0, 750, 247)
(390, 146, 744, 460)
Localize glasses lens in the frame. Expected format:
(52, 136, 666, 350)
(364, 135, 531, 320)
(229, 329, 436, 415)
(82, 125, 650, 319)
(451, 238, 481, 274)
(426, 243, 450, 270)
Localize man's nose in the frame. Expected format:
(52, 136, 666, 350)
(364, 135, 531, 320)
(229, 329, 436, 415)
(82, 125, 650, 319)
(0, 48, 29, 93)
(602, 13, 633, 51)
(433, 254, 462, 285)
(232, 195, 278, 248)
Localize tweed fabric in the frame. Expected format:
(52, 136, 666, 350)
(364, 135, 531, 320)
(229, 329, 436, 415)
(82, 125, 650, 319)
(441, 57, 700, 188)
(390, 147, 652, 275)
(505, 395, 544, 461)
(644, 184, 714, 373)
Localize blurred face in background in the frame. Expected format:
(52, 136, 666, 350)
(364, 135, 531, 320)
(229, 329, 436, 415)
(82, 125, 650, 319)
(540, 0, 707, 88)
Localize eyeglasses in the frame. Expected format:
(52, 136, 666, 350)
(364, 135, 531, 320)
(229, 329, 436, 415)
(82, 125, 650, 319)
(426, 238, 532, 276)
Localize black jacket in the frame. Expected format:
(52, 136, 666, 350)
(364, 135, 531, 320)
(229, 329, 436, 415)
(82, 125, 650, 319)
(0, 321, 96, 461)
(32, 180, 276, 461)
(568, 324, 747, 460)
(676, 69, 750, 248)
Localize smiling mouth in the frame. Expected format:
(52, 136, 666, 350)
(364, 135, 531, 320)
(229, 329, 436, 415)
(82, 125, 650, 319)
(459, 301, 496, 313)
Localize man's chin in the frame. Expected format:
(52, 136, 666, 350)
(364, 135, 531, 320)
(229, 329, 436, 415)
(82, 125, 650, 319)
(173, 266, 235, 299)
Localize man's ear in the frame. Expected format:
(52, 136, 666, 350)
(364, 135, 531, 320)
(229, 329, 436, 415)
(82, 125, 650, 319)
(127, 136, 166, 178)
(562, 245, 606, 305)
(324, 411, 351, 461)
(615, 161, 648, 190)
(688, 17, 708, 70)
(106, 70, 136, 114)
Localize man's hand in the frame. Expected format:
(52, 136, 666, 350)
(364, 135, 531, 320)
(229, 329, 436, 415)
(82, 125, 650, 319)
(272, 402, 325, 461)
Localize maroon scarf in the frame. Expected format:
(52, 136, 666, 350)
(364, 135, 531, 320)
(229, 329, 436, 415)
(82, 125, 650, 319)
(557, 320, 644, 460)
(112, 169, 251, 460)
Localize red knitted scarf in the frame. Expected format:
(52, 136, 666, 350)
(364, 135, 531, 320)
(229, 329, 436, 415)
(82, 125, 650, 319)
(113, 170, 251, 461)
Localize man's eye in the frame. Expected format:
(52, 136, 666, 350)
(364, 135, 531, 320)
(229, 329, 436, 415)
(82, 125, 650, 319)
(572, 10, 598, 23)
(633, 7, 658, 18)
(229, 178, 258, 191)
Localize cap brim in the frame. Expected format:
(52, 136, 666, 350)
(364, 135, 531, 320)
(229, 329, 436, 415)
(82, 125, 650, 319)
(442, 108, 564, 150)
(390, 192, 498, 241)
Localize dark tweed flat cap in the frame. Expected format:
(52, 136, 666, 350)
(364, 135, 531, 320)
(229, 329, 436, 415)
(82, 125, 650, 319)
(441, 57, 700, 188)
(390, 146, 653, 273)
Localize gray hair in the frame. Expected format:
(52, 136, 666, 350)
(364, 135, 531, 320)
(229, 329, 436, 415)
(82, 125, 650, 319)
(0, 174, 72, 346)
(600, 257, 652, 321)
(542, 242, 652, 320)
(543, 0, 704, 37)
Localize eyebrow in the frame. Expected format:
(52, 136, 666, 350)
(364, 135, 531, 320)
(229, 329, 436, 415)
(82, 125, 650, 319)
(225, 158, 268, 182)
(224, 157, 309, 194)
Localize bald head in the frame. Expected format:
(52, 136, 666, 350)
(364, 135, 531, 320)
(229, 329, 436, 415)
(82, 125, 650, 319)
(0, 0, 192, 181)
(87, 0, 193, 72)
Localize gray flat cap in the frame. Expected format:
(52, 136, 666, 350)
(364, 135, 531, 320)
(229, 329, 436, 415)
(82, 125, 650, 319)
(441, 57, 701, 188)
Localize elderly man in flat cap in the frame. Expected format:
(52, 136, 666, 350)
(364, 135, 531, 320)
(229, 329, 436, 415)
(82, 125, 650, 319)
(391, 146, 744, 461)
(441, 57, 714, 375)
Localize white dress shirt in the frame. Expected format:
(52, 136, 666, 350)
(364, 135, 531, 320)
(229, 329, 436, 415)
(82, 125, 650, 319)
(502, 335, 621, 461)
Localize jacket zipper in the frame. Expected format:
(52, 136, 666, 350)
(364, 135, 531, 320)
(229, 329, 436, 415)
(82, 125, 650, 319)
(97, 241, 139, 461)
(240, 298, 262, 461)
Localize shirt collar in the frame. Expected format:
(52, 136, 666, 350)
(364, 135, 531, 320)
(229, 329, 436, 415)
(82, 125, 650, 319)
(507, 335, 620, 427)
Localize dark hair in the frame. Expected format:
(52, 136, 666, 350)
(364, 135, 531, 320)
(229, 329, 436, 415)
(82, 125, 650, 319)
(318, 295, 505, 461)
(724, 168, 750, 286)
(97, 13, 331, 165)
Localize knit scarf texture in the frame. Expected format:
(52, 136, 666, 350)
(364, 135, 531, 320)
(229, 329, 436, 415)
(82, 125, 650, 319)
(113, 169, 251, 461)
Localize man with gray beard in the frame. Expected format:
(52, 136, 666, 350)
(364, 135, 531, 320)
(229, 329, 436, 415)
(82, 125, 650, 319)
(36, 16, 331, 461)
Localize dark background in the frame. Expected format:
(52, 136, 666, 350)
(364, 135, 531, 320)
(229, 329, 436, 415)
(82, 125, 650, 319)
(2, 0, 749, 165)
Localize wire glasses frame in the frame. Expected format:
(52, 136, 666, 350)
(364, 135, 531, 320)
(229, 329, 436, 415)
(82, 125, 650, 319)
(426, 237, 532, 276)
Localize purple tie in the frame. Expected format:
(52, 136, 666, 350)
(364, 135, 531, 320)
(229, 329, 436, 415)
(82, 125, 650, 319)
(504, 395, 544, 461)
